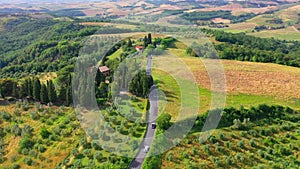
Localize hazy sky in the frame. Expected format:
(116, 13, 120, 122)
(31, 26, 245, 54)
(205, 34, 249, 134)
(0, 0, 106, 4)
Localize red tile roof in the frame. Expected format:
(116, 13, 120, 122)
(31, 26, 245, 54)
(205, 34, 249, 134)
(99, 66, 110, 72)
(135, 45, 144, 50)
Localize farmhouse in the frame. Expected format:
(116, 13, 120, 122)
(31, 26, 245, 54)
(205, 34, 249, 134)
(99, 66, 110, 76)
(135, 45, 144, 51)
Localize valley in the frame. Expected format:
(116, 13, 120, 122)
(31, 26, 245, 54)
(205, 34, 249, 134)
(0, 0, 300, 169)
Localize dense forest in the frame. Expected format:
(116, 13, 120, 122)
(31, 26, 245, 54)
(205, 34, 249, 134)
(0, 17, 98, 78)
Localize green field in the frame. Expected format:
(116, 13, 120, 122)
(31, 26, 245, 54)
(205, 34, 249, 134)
(248, 27, 300, 41)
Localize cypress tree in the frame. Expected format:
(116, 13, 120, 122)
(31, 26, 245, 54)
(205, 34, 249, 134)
(0, 84, 3, 99)
(33, 78, 41, 101)
(40, 84, 48, 103)
(12, 82, 17, 98)
(47, 80, 57, 103)
(25, 79, 29, 97)
(143, 36, 148, 48)
(20, 83, 27, 98)
(59, 87, 66, 104)
(27, 78, 33, 97)
(67, 74, 72, 86)
(128, 38, 133, 48)
(66, 86, 72, 106)
(147, 33, 152, 44)
(97, 82, 108, 98)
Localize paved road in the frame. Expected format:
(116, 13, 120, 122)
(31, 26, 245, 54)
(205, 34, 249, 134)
(129, 55, 158, 169)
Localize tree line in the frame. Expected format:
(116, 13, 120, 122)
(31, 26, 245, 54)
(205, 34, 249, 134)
(0, 66, 73, 105)
(180, 11, 257, 24)
(193, 104, 298, 131)
(197, 29, 300, 67)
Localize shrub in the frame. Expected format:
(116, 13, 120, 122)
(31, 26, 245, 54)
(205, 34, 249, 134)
(281, 122, 293, 131)
(13, 109, 21, 116)
(209, 135, 217, 144)
(217, 132, 226, 140)
(180, 151, 188, 159)
(263, 136, 276, 147)
(156, 113, 172, 130)
(250, 139, 256, 147)
(21, 125, 33, 137)
(45, 119, 53, 125)
(258, 150, 267, 159)
(49, 135, 57, 141)
(0, 127, 5, 138)
(11, 124, 22, 136)
(225, 141, 233, 149)
(212, 157, 222, 167)
(71, 149, 79, 156)
(167, 152, 174, 161)
(91, 141, 102, 150)
(29, 149, 38, 158)
(19, 137, 34, 150)
(240, 131, 247, 137)
(21, 148, 29, 155)
(192, 147, 198, 155)
(12, 164, 20, 169)
(203, 145, 211, 155)
(226, 156, 234, 165)
(10, 154, 18, 162)
(83, 149, 92, 158)
(259, 129, 270, 136)
(40, 128, 51, 139)
(30, 111, 40, 120)
(279, 146, 292, 156)
(94, 151, 103, 162)
(199, 162, 207, 168)
(0, 111, 12, 121)
(237, 140, 245, 149)
(23, 157, 33, 166)
(285, 132, 296, 139)
(73, 159, 82, 168)
(130, 95, 137, 101)
(137, 103, 144, 109)
(235, 153, 244, 162)
(215, 144, 223, 153)
(37, 144, 46, 153)
(266, 147, 274, 155)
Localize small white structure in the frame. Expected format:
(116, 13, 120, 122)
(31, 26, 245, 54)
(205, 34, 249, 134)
(144, 146, 149, 153)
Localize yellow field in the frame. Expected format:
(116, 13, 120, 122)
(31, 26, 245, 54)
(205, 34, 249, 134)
(167, 45, 300, 99)
(278, 4, 300, 23)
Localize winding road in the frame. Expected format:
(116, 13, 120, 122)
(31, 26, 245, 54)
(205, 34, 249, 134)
(129, 55, 158, 169)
